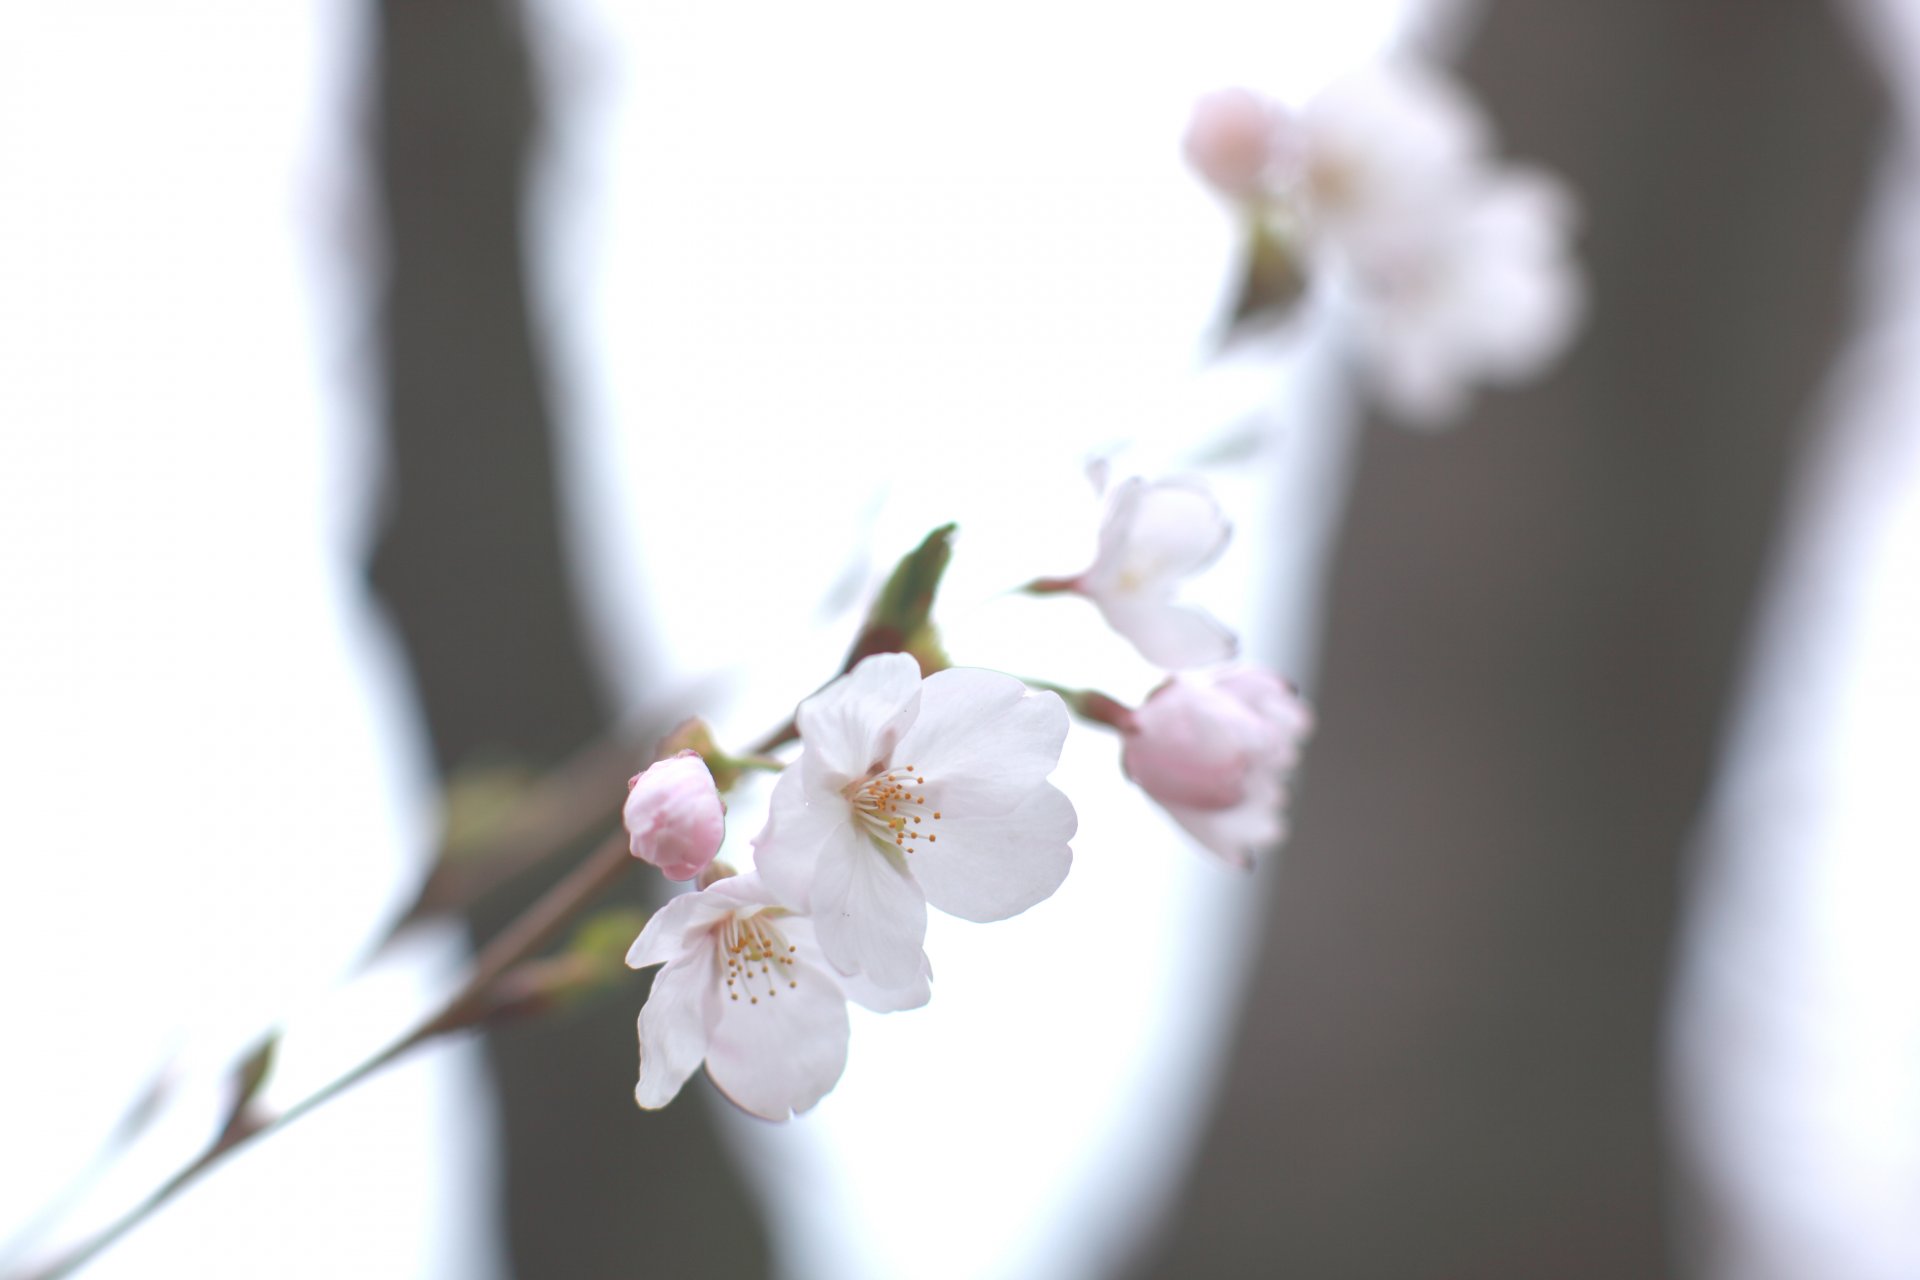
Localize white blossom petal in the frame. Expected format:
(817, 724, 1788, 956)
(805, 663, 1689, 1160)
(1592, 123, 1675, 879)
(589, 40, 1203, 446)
(704, 953, 852, 1121)
(1071, 477, 1239, 667)
(812, 829, 930, 990)
(625, 889, 737, 970)
(753, 765, 856, 911)
(754, 655, 1073, 992)
(1097, 598, 1238, 670)
(794, 651, 922, 785)
(835, 961, 933, 1014)
(1088, 478, 1232, 591)
(635, 953, 720, 1110)
(782, 914, 931, 1013)
(1296, 60, 1491, 245)
(890, 670, 1068, 817)
(909, 782, 1076, 924)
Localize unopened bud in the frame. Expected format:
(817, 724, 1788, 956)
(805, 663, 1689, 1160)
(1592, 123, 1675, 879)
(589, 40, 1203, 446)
(623, 751, 727, 882)
(1185, 87, 1280, 199)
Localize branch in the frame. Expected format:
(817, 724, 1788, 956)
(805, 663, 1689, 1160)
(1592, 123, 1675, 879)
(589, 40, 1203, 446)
(19, 830, 636, 1280)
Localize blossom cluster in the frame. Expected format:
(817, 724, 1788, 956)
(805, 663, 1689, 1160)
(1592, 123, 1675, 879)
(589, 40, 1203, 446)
(618, 61, 1583, 1123)
(1043, 473, 1313, 868)
(1185, 61, 1584, 425)
(622, 653, 1075, 1120)
(623, 471, 1311, 1120)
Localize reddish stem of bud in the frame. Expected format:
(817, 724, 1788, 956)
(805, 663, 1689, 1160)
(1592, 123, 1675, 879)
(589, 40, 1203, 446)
(1072, 690, 1138, 735)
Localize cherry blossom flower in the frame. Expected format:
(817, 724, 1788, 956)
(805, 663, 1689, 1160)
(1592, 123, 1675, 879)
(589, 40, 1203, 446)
(1293, 66, 1582, 424)
(627, 867, 928, 1121)
(1186, 62, 1583, 426)
(1060, 476, 1237, 670)
(1121, 667, 1312, 869)
(1328, 166, 1583, 426)
(755, 652, 1075, 990)
(1287, 61, 1492, 250)
(624, 750, 726, 882)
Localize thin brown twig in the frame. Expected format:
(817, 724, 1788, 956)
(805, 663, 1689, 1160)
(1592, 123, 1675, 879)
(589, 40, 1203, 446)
(393, 728, 639, 927)
(19, 830, 636, 1280)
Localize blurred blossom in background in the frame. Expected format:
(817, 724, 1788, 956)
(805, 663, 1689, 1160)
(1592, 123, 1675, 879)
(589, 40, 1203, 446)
(2, 2, 1916, 1280)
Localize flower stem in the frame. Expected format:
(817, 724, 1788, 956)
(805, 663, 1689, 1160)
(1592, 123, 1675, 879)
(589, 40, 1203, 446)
(18, 829, 637, 1280)
(1019, 677, 1138, 734)
(394, 728, 640, 927)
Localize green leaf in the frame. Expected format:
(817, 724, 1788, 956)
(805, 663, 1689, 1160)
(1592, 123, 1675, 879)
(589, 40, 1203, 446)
(214, 1031, 279, 1146)
(1226, 215, 1308, 330)
(230, 1034, 277, 1108)
(843, 522, 956, 674)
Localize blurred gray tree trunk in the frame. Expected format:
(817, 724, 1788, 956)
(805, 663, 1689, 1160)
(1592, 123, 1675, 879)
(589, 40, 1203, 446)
(366, 1, 768, 1275)
(1133, 2, 1884, 1276)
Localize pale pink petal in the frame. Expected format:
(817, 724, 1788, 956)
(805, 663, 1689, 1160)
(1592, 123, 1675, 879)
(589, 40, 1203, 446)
(699, 869, 788, 913)
(794, 652, 923, 785)
(1122, 667, 1311, 867)
(1124, 672, 1301, 808)
(1088, 476, 1148, 584)
(835, 961, 932, 1014)
(782, 915, 931, 1013)
(1110, 480, 1233, 584)
(1215, 669, 1315, 747)
(890, 671, 1068, 816)
(635, 952, 720, 1109)
(909, 783, 1076, 924)
(1098, 598, 1238, 670)
(625, 889, 737, 970)
(1122, 714, 1244, 810)
(751, 767, 855, 911)
(1162, 794, 1285, 870)
(812, 832, 929, 990)
(704, 954, 851, 1121)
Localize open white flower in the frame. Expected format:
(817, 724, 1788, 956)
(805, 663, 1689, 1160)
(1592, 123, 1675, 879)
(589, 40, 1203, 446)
(626, 868, 927, 1121)
(755, 652, 1075, 990)
(1121, 667, 1312, 868)
(1330, 167, 1583, 425)
(1188, 62, 1583, 427)
(1293, 63, 1582, 425)
(1288, 60, 1492, 251)
(1070, 476, 1236, 670)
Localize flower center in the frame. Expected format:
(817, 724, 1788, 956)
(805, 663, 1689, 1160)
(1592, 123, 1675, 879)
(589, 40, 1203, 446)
(721, 911, 799, 1005)
(847, 762, 943, 855)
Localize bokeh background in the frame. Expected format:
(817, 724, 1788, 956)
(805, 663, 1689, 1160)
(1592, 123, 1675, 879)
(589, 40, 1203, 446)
(4, 1, 1915, 1278)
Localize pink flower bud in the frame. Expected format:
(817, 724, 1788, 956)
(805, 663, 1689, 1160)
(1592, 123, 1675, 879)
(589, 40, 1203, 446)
(623, 750, 726, 882)
(1184, 87, 1281, 199)
(1121, 668, 1312, 868)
